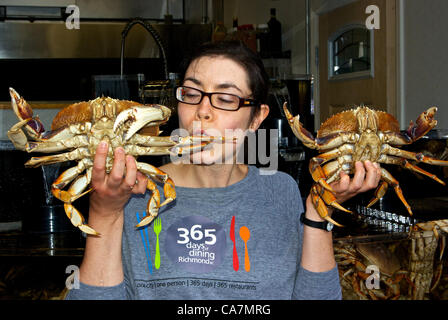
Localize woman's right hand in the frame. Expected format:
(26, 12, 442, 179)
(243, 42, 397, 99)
(89, 141, 147, 222)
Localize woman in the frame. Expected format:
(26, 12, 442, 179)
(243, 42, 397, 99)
(66, 41, 381, 300)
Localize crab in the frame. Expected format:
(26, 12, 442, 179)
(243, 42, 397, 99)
(335, 242, 414, 300)
(7, 88, 225, 236)
(409, 219, 448, 299)
(283, 103, 448, 226)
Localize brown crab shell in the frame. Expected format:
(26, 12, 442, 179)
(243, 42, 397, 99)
(316, 107, 400, 138)
(51, 99, 161, 136)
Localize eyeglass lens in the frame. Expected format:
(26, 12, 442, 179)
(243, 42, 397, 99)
(177, 86, 242, 111)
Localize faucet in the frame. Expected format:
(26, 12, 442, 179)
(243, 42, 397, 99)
(120, 17, 168, 80)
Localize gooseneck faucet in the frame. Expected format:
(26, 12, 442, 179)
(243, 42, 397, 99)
(120, 17, 169, 80)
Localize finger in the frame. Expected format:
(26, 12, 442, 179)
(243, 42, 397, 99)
(362, 161, 381, 191)
(123, 155, 138, 191)
(350, 161, 366, 192)
(108, 147, 126, 188)
(335, 170, 350, 193)
(374, 162, 382, 180)
(133, 172, 148, 194)
(91, 141, 108, 186)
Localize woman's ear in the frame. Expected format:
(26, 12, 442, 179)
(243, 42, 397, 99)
(249, 104, 270, 132)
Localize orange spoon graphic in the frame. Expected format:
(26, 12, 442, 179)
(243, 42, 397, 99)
(239, 226, 251, 272)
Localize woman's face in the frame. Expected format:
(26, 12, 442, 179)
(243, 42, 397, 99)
(177, 56, 268, 165)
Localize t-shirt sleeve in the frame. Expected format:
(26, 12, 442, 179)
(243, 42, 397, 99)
(65, 281, 128, 300)
(292, 265, 342, 300)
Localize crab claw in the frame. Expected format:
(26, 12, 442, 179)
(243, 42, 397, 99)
(9, 87, 45, 139)
(406, 107, 438, 141)
(283, 102, 317, 149)
(113, 105, 172, 141)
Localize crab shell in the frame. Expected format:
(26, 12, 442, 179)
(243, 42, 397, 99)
(317, 108, 400, 139)
(51, 98, 165, 136)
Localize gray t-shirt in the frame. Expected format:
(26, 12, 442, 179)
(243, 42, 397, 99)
(66, 166, 342, 300)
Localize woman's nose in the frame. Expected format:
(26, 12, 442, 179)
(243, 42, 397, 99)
(196, 95, 213, 120)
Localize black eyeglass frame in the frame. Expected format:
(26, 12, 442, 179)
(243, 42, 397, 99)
(175, 86, 260, 111)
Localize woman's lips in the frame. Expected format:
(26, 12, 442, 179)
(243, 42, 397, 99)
(192, 129, 208, 136)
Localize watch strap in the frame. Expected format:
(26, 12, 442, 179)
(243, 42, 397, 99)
(300, 213, 333, 232)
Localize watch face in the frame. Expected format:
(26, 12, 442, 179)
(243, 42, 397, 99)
(326, 223, 334, 232)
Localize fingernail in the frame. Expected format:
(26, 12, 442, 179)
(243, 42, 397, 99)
(99, 141, 108, 150)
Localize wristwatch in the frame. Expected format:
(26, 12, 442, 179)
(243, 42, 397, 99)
(300, 213, 334, 232)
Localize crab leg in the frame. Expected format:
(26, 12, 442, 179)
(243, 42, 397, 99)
(313, 183, 352, 213)
(124, 136, 227, 157)
(62, 170, 98, 236)
(383, 145, 448, 167)
(135, 178, 161, 228)
(9, 87, 45, 141)
(50, 163, 97, 235)
(25, 147, 90, 167)
(283, 102, 318, 149)
(134, 162, 176, 228)
(379, 167, 413, 215)
(26, 135, 89, 153)
(405, 107, 438, 141)
(309, 184, 344, 227)
(367, 180, 389, 208)
(378, 155, 446, 185)
(310, 144, 355, 166)
(51, 159, 92, 202)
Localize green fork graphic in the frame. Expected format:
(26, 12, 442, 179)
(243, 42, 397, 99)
(153, 218, 162, 269)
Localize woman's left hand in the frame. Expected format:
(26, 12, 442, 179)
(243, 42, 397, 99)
(330, 160, 382, 204)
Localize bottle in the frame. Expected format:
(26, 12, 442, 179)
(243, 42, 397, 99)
(257, 24, 270, 58)
(267, 8, 282, 57)
(212, 21, 227, 43)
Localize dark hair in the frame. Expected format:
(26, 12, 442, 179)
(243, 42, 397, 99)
(179, 40, 270, 118)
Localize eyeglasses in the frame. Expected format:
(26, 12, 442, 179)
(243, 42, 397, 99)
(175, 86, 259, 111)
